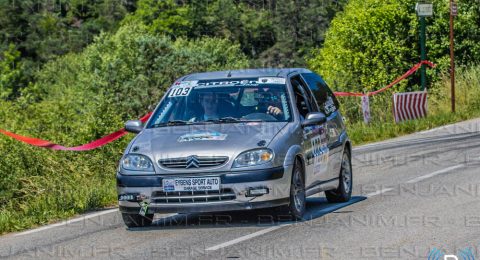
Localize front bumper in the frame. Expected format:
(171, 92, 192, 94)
(117, 166, 292, 214)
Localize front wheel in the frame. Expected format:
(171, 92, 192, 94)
(325, 149, 352, 203)
(283, 159, 306, 220)
(121, 213, 154, 228)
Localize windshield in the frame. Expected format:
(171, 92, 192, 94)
(147, 77, 292, 128)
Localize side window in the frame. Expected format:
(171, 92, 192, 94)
(290, 76, 315, 119)
(301, 73, 340, 116)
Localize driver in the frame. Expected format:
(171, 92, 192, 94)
(198, 92, 220, 120)
(193, 91, 284, 121)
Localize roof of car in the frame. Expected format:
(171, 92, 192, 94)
(181, 68, 313, 81)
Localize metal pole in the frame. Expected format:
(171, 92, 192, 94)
(450, 0, 456, 112)
(420, 16, 427, 91)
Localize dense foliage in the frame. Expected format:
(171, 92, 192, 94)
(0, 0, 347, 100)
(308, 0, 480, 120)
(125, 0, 347, 67)
(0, 0, 136, 98)
(0, 23, 248, 233)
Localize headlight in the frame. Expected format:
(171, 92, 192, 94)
(233, 149, 274, 168)
(122, 154, 154, 172)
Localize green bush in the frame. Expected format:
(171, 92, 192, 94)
(0, 23, 249, 234)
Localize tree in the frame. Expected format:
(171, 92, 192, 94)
(259, 0, 347, 67)
(125, 0, 347, 67)
(0, 44, 25, 100)
(0, 0, 136, 97)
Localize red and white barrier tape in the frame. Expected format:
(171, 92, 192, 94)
(333, 60, 435, 97)
(0, 112, 152, 151)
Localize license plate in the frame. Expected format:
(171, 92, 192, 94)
(162, 177, 220, 192)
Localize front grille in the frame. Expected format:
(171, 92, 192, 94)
(159, 156, 229, 169)
(151, 189, 236, 204)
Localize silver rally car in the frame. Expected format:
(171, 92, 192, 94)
(117, 68, 352, 227)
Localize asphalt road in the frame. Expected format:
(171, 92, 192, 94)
(1, 118, 480, 260)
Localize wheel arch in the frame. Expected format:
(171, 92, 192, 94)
(294, 154, 306, 184)
(344, 140, 352, 156)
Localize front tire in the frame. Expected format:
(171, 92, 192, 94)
(122, 213, 154, 228)
(325, 149, 352, 203)
(285, 159, 306, 219)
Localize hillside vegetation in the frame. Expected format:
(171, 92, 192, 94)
(1, 0, 480, 233)
(0, 23, 248, 233)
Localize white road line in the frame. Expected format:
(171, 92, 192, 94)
(419, 128, 440, 134)
(205, 225, 288, 251)
(365, 165, 465, 198)
(366, 188, 394, 197)
(14, 208, 119, 236)
(13, 209, 178, 237)
(405, 164, 464, 184)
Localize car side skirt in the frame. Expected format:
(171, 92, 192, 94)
(305, 177, 340, 197)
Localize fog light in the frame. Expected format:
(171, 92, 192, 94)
(246, 187, 269, 197)
(118, 193, 143, 202)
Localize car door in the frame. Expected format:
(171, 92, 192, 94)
(290, 75, 330, 189)
(301, 72, 343, 180)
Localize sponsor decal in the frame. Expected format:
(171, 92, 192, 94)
(162, 177, 221, 192)
(177, 131, 227, 142)
(173, 80, 198, 87)
(163, 179, 175, 192)
(324, 96, 337, 114)
(309, 126, 329, 175)
(196, 77, 286, 87)
(312, 136, 329, 175)
(258, 77, 286, 85)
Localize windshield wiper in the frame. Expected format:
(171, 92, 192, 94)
(205, 117, 264, 123)
(151, 120, 192, 128)
(218, 117, 243, 123)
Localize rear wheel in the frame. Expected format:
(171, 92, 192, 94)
(284, 159, 306, 220)
(121, 213, 154, 228)
(325, 149, 352, 203)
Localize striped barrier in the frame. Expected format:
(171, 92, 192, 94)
(393, 91, 428, 123)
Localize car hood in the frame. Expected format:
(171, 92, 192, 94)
(129, 122, 288, 167)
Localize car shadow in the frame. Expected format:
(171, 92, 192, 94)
(127, 196, 366, 231)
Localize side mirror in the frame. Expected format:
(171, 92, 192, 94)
(301, 112, 327, 127)
(125, 120, 144, 134)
